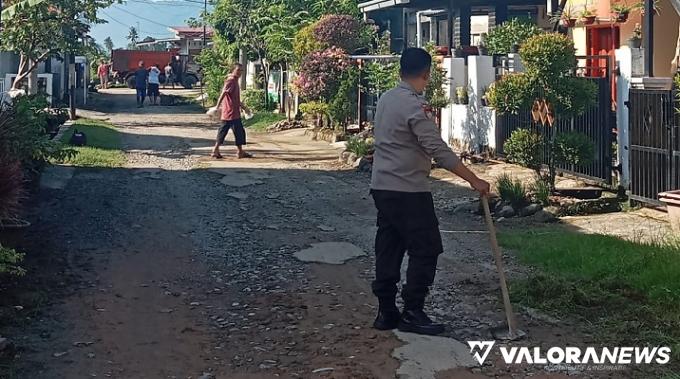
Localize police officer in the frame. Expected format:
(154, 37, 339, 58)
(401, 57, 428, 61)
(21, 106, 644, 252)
(370, 47, 490, 335)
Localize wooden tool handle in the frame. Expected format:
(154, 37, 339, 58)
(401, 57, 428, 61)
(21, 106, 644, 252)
(481, 196, 518, 336)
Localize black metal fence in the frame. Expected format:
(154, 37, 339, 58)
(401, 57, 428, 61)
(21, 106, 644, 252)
(628, 89, 680, 205)
(495, 56, 615, 185)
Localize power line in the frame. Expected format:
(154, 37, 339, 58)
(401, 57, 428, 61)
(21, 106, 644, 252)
(112, 5, 173, 28)
(100, 10, 174, 37)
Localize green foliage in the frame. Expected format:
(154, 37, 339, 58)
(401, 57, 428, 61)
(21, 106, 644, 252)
(243, 89, 276, 112)
(552, 131, 594, 167)
(364, 61, 399, 96)
(1, 0, 114, 88)
(196, 38, 238, 103)
(0, 244, 25, 276)
(495, 173, 528, 208)
(455, 87, 468, 104)
(293, 23, 322, 65)
(503, 129, 543, 172)
(500, 227, 680, 367)
(329, 66, 359, 129)
(299, 101, 330, 118)
(345, 135, 373, 157)
(520, 33, 576, 82)
(424, 43, 449, 110)
(530, 178, 551, 206)
(485, 18, 542, 55)
(6, 95, 73, 164)
(486, 74, 532, 114)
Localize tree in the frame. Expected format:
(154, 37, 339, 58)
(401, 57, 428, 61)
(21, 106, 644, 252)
(0, 0, 113, 90)
(104, 36, 114, 54)
(127, 26, 139, 49)
(487, 33, 597, 190)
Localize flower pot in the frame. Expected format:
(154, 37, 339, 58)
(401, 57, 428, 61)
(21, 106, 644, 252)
(583, 16, 596, 25)
(659, 190, 680, 232)
(616, 12, 629, 23)
(628, 37, 642, 49)
(566, 18, 577, 27)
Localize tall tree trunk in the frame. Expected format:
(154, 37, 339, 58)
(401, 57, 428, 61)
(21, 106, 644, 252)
(238, 49, 247, 89)
(28, 59, 39, 95)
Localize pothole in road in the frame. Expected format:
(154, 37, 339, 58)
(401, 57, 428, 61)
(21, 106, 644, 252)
(293, 242, 366, 264)
(392, 330, 476, 379)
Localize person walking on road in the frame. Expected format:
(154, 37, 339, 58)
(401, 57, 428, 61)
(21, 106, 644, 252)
(134, 60, 149, 108)
(148, 64, 161, 106)
(97, 60, 109, 90)
(370, 48, 491, 336)
(211, 63, 252, 159)
(163, 62, 174, 89)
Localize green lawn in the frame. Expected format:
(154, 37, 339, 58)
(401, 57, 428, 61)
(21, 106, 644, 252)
(243, 112, 285, 132)
(500, 227, 680, 371)
(57, 119, 126, 168)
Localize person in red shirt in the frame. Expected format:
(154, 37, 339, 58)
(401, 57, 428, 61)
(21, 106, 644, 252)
(211, 63, 251, 159)
(97, 60, 109, 90)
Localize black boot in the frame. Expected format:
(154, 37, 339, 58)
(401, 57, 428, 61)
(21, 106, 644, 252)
(397, 309, 445, 336)
(373, 299, 400, 330)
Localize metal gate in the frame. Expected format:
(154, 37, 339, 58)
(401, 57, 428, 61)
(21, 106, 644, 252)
(495, 55, 615, 185)
(628, 89, 680, 205)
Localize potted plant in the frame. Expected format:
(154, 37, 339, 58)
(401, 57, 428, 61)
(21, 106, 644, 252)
(481, 86, 489, 106)
(478, 33, 488, 56)
(580, 6, 597, 25)
(628, 23, 642, 48)
(456, 86, 469, 105)
(637, 0, 660, 15)
(557, 5, 577, 27)
(612, 2, 635, 22)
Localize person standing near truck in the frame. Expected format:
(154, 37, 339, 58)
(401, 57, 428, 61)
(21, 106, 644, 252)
(370, 48, 490, 336)
(148, 64, 161, 106)
(97, 60, 109, 89)
(163, 62, 174, 89)
(134, 60, 148, 108)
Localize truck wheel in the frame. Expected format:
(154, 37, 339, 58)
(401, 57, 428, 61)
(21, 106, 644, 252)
(182, 75, 197, 89)
(126, 76, 136, 89)
(159, 74, 167, 85)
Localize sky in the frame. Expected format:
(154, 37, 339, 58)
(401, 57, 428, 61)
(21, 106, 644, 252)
(91, 0, 210, 49)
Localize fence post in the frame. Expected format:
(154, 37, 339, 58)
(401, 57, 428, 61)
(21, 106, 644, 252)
(615, 48, 632, 189)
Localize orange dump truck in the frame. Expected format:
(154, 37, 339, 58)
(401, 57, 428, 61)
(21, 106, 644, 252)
(111, 49, 199, 89)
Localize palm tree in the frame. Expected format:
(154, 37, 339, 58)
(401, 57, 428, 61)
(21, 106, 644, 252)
(127, 26, 139, 49)
(104, 36, 114, 54)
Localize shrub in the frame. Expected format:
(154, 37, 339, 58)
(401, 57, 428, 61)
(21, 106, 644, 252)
(553, 131, 595, 167)
(242, 89, 275, 112)
(503, 129, 543, 173)
(364, 60, 399, 95)
(530, 178, 551, 206)
(313, 14, 372, 54)
(0, 244, 25, 276)
(520, 33, 577, 83)
(345, 136, 373, 157)
(300, 101, 330, 127)
(496, 173, 528, 208)
(293, 47, 351, 101)
(486, 74, 532, 114)
(424, 43, 449, 110)
(196, 38, 238, 103)
(485, 18, 542, 55)
(293, 24, 323, 65)
(329, 66, 359, 130)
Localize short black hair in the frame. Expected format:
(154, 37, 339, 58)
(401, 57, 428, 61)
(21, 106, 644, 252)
(400, 48, 432, 78)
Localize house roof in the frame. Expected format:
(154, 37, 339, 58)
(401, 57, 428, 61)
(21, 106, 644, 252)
(169, 26, 214, 36)
(358, 0, 410, 12)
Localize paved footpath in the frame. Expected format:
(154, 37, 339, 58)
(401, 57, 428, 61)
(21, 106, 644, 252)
(4, 89, 612, 378)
